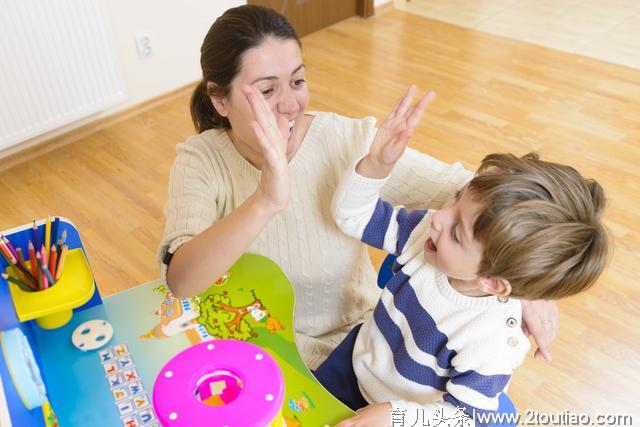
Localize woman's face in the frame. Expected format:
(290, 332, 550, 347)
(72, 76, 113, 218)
(211, 37, 309, 157)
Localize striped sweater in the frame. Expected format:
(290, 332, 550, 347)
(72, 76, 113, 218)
(332, 159, 530, 426)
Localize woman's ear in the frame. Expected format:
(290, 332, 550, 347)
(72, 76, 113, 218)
(207, 82, 229, 117)
(478, 277, 512, 297)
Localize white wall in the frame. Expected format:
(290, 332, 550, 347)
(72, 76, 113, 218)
(3, 0, 242, 156)
(375, 0, 392, 7)
(104, 0, 243, 114)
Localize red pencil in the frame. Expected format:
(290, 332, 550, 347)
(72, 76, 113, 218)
(1, 236, 19, 261)
(0, 241, 15, 264)
(28, 241, 37, 278)
(49, 244, 57, 279)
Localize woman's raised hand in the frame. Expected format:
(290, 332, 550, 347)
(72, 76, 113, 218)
(357, 85, 435, 179)
(243, 85, 292, 214)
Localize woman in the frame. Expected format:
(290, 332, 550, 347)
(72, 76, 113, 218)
(158, 4, 557, 370)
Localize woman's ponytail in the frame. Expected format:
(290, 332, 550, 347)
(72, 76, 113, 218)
(190, 80, 229, 133)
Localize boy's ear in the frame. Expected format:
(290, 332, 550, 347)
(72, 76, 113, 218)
(478, 277, 512, 297)
(207, 82, 229, 117)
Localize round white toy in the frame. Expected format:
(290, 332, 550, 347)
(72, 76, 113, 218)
(71, 319, 114, 351)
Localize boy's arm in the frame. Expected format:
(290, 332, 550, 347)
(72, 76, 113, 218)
(335, 370, 513, 427)
(332, 161, 428, 255)
(331, 86, 434, 253)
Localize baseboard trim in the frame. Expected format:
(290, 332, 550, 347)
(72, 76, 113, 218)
(0, 82, 198, 171)
(375, 0, 395, 15)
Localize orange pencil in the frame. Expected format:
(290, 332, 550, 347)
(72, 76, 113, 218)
(28, 241, 37, 277)
(55, 244, 68, 281)
(16, 247, 28, 271)
(49, 244, 57, 279)
(0, 243, 14, 264)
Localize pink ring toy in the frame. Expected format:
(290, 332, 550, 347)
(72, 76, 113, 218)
(152, 339, 284, 426)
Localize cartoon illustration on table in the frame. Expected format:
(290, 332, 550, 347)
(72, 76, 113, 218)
(139, 285, 208, 343)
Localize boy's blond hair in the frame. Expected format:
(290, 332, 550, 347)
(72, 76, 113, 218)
(468, 153, 610, 300)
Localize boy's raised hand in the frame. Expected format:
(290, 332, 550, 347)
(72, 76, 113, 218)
(356, 85, 435, 179)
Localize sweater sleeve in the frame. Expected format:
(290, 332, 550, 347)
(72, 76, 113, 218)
(157, 138, 222, 283)
(331, 157, 427, 256)
(381, 147, 474, 210)
(390, 369, 512, 427)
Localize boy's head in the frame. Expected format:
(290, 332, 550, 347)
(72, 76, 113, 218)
(424, 153, 610, 300)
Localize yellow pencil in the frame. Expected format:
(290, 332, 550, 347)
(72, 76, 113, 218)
(44, 216, 52, 254)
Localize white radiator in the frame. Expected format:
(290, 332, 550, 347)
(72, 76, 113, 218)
(0, 0, 126, 150)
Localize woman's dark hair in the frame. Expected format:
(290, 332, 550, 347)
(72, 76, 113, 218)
(190, 5, 300, 133)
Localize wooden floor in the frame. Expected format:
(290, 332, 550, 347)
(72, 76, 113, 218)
(1, 7, 638, 420)
(396, 0, 640, 70)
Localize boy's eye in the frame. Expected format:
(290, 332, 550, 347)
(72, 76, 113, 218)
(261, 88, 274, 96)
(452, 224, 460, 243)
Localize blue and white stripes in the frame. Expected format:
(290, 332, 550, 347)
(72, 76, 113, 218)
(332, 162, 530, 426)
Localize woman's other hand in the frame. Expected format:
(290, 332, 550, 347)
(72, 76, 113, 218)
(521, 299, 559, 361)
(244, 85, 292, 214)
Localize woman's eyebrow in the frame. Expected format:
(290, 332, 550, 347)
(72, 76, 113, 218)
(291, 64, 305, 75)
(251, 64, 306, 85)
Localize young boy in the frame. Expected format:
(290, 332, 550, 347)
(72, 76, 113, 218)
(314, 96, 609, 427)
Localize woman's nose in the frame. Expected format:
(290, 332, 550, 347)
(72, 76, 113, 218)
(276, 89, 297, 116)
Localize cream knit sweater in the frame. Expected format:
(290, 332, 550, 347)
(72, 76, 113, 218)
(158, 112, 472, 369)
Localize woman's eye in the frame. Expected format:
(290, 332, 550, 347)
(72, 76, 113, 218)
(261, 88, 274, 96)
(293, 79, 306, 87)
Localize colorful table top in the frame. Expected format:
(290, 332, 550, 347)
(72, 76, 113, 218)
(30, 253, 353, 426)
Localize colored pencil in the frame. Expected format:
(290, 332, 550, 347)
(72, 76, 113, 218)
(41, 261, 55, 285)
(0, 243, 14, 264)
(45, 216, 52, 255)
(0, 239, 15, 264)
(51, 217, 60, 251)
(28, 241, 37, 277)
(36, 252, 47, 289)
(16, 247, 27, 270)
(1, 273, 33, 293)
(55, 244, 67, 281)
(1, 236, 19, 260)
(40, 244, 47, 265)
(60, 229, 67, 245)
(49, 244, 57, 277)
(9, 260, 38, 290)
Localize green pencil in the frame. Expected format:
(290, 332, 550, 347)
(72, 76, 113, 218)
(1, 272, 34, 292)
